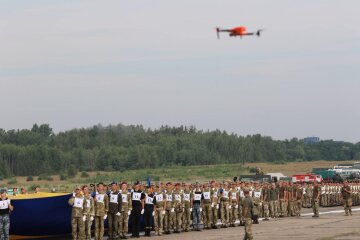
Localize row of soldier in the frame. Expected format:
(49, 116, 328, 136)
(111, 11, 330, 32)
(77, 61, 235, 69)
(68, 180, 354, 240)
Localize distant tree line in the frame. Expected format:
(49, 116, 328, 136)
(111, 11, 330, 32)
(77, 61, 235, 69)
(0, 124, 359, 177)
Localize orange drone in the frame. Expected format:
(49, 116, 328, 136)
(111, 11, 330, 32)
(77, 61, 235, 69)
(216, 26, 264, 39)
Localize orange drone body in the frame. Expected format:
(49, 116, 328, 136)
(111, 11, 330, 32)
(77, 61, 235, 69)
(216, 26, 263, 39)
(232, 26, 247, 36)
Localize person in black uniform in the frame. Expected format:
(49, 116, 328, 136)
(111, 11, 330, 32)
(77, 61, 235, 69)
(144, 185, 155, 237)
(131, 181, 146, 238)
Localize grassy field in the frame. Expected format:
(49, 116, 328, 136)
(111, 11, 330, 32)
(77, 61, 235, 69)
(0, 160, 356, 193)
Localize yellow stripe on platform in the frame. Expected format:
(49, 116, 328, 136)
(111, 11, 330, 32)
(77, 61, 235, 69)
(9, 192, 70, 200)
(11, 235, 52, 239)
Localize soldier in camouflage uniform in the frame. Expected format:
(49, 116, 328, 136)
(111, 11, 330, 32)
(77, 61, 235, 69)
(242, 187, 254, 240)
(294, 183, 303, 217)
(305, 183, 312, 208)
(312, 181, 321, 218)
(202, 183, 213, 229)
(341, 181, 352, 216)
(210, 181, 219, 229)
(154, 185, 166, 236)
(238, 182, 245, 226)
(164, 182, 174, 234)
(68, 187, 87, 240)
(108, 182, 122, 240)
(286, 182, 294, 217)
(229, 183, 239, 227)
(82, 185, 94, 240)
(261, 183, 270, 221)
(252, 182, 261, 223)
(269, 183, 279, 218)
(219, 182, 230, 228)
(94, 183, 109, 240)
(278, 182, 287, 217)
(172, 183, 184, 233)
(119, 182, 131, 239)
(182, 183, 192, 232)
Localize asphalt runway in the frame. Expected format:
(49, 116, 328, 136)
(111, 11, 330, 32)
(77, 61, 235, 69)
(14, 206, 360, 240)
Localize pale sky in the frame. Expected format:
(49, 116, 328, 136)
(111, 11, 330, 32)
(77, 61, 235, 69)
(1, 1, 360, 142)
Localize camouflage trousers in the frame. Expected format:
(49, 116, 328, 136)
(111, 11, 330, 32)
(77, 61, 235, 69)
(0, 214, 10, 240)
(304, 195, 312, 208)
(343, 198, 352, 215)
(312, 199, 320, 217)
(220, 201, 230, 226)
(94, 216, 104, 240)
(270, 200, 278, 218)
(211, 205, 219, 226)
(262, 202, 270, 219)
(279, 200, 287, 216)
(321, 194, 329, 207)
(295, 200, 302, 216)
(84, 215, 92, 240)
(108, 213, 120, 240)
(71, 217, 85, 240)
(118, 209, 129, 237)
(229, 202, 238, 225)
(202, 203, 212, 228)
(287, 200, 295, 216)
(238, 204, 244, 224)
(173, 205, 183, 231)
(164, 208, 174, 232)
(154, 208, 164, 235)
(182, 207, 191, 231)
(243, 218, 253, 240)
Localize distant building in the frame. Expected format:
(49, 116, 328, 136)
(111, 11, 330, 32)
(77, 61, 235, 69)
(304, 137, 320, 144)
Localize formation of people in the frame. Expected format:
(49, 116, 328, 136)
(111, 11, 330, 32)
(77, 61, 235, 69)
(68, 180, 356, 240)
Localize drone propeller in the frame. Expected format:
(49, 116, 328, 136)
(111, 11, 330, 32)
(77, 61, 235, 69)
(216, 27, 220, 39)
(256, 29, 264, 37)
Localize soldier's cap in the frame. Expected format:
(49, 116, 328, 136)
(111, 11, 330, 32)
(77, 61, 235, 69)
(97, 182, 105, 186)
(110, 181, 117, 185)
(243, 187, 250, 193)
(134, 181, 140, 185)
(166, 182, 172, 185)
(0, 189, 7, 194)
(224, 182, 229, 186)
(175, 183, 181, 186)
(210, 180, 215, 184)
(121, 181, 127, 185)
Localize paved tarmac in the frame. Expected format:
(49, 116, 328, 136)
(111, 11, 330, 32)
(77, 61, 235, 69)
(141, 207, 360, 240)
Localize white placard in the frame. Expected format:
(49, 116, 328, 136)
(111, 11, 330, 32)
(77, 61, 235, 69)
(96, 194, 104, 203)
(174, 194, 181, 202)
(132, 192, 141, 201)
(184, 194, 190, 201)
(74, 197, 84, 208)
(110, 194, 118, 203)
(122, 194, 128, 203)
(194, 194, 202, 201)
(203, 192, 211, 200)
(156, 194, 163, 202)
(166, 194, 173, 201)
(146, 196, 154, 205)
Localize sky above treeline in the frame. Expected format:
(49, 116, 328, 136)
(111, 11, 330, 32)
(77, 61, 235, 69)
(1, 1, 360, 142)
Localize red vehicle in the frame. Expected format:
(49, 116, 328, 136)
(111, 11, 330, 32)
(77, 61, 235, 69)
(291, 174, 323, 183)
